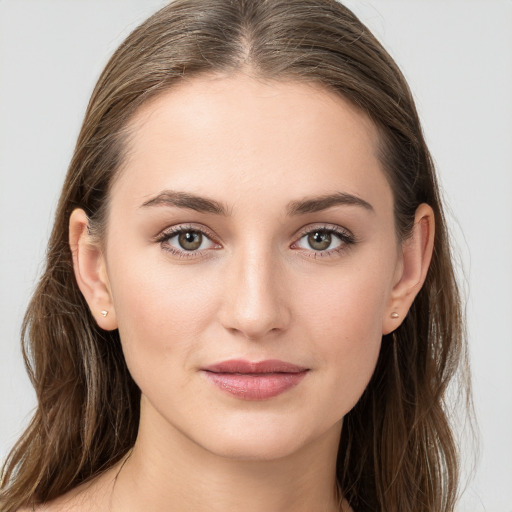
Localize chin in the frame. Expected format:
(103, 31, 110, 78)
(202, 434, 311, 462)
(187, 413, 341, 463)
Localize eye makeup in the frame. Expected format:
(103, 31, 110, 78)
(154, 222, 357, 260)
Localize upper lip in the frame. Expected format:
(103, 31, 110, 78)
(202, 359, 308, 374)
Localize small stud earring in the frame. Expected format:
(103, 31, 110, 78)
(100, 310, 108, 317)
(391, 312, 399, 319)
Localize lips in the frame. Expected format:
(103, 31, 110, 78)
(201, 359, 309, 400)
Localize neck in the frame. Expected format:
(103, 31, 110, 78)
(111, 397, 347, 512)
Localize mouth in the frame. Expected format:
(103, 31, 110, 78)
(201, 359, 309, 400)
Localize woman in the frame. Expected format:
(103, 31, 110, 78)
(0, 0, 470, 510)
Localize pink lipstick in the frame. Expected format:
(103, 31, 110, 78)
(201, 359, 308, 400)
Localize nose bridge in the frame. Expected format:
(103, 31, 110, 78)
(221, 239, 289, 340)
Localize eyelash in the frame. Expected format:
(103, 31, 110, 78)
(154, 224, 220, 259)
(292, 225, 356, 259)
(154, 224, 356, 260)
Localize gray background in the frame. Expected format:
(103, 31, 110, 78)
(1, 1, 511, 510)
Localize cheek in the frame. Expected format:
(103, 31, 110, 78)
(292, 263, 391, 409)
(107, 253, 220, 382)
(296, 262, 390, 345)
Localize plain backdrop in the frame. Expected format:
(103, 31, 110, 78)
(1, 1, 511, 510)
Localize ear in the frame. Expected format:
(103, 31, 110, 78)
(382, 203, 435, 335)
(69, 208, 118, 331)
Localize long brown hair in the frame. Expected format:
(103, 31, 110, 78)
(0, 1, 471, 510)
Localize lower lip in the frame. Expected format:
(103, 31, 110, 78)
(203, 371, 308, 400)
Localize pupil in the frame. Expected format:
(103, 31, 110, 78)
(308, 231, 331, 251)
(179, 231, 202, 250)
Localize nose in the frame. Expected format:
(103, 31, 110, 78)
(219, 244, 291, 341)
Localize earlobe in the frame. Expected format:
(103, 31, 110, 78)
(69, 208, 118, 331)
(382, 203, 435, 335)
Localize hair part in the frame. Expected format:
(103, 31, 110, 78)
(1, 1, 471, 511)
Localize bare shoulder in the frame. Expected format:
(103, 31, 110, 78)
(26, 469, 116, 512)
(25, 492, 95, 512)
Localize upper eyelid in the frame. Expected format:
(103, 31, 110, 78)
(299, 224, 350, 234)
(157, 222, 351, 237)
(295, 223, 354, 240)
(156, 223, 218, 242)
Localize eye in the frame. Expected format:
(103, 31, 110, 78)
(173, 230, 206, 251)
(292, 226, 355, 256)
(156, 225, 220, 258)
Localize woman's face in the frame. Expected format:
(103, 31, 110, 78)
(102, 73, 402, 460)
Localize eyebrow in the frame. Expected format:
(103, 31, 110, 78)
(140, 190, 374, 216)
(140, 190, 229, 215)
(286, 192, 374, 215)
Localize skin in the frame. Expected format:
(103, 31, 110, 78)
(52, 72, 434, 512)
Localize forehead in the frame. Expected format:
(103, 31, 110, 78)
(113, 72, 391, 216)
